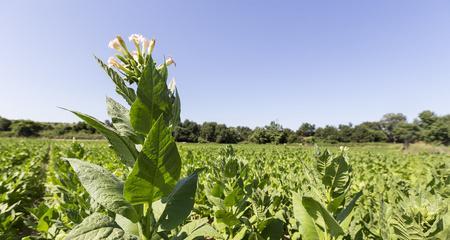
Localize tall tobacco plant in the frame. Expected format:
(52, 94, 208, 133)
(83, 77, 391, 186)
(63, 34, 203, 239)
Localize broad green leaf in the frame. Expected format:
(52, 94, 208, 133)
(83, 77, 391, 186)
(158, 170, 201, 230)
(316, 149, 330, 177)
(326, 192, 346, 214)
(260, 218, 284, 240)
(215, 209, 240, 226)
(96, 56, 136, 105)
(174, 218, 221, 240)
(64, 109, 137, 167)
(66, 213, 138, 240)
(106, 97, 144, 143)
(115, 214, 139, 237)
(336, 191, 362, 223)
(171, 89, 181, 127)
(292, 193, 320, 240)
(124, 115, 181, 204)
(37, 207, 57, 233)
(65, 158, 138, 222)
(329, 156, 351, 198)
(130, 58, 172, 135)
(302, 196, 345, 237)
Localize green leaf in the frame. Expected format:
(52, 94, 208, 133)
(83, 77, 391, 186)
(65, 158, 139, 222)
(260, 218, 285, 240)
(64, 109, 137, 167)
(292, 193, 320, 240)
(96, 56, 136, 105)
(322, 154, 351, 198)
(124, 115, 181, 204)
(158, 170, 201, 230)
(171, 89, 181, 127)
(316, 149, 331, 177)
(115, 214, 139, 237)
(302, 196, 345, 237)
(130, 58, 172, 135)
(66, 213, 138, 240)
(336, 191, 362, 223)
(329, 156, 351, 198)
(175, 218, 221, 240)
(215, 209, 240, 226)
(106, 97, 144, 143)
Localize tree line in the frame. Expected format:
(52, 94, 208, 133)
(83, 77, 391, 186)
(0, 110, 449, 145)
(173, 110, 449, 145)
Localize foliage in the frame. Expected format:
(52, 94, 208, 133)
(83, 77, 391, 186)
(0, 116, 12, 131)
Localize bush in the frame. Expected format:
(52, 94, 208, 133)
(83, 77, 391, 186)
(11, 120, 43, 137)
(0, 116, 12, 131)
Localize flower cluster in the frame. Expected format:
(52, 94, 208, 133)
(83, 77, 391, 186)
(107, 34, 175, 84)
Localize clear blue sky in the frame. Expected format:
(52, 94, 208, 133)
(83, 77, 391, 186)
(1, 1, 449, 129)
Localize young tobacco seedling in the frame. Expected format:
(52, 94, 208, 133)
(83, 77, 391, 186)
(62, 34, 207, 240)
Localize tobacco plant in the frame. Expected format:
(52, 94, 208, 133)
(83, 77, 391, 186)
(63, 34, 207, 239)
(291, 147, 362, 240)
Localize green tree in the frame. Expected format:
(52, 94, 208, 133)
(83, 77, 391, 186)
(315, 125, 339, 143)
(174, 120, 200, 142)
(11, 120, 43, 137)
(215, 125, 240, 143)
(337, 124, 353, 142)
(416, 110, 438, 128)
(392, 122, 420, 144)
(351, 122, 387, 142)
(235, 126, 252, 142)
(249, 127, 271, 144)
(200, 122, 217, 142)
(424, 115, 450, 145)
(0, 116, 12, 131)
(297, 122, 315, 137)
(381, 113, 407, 142)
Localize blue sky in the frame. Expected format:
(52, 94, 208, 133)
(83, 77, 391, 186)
(1, 1, 449, 129)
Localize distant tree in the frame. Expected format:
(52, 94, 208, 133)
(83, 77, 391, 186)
(381, 113, 407, 142)
(315, 125, 340, 143)
(392, 122, 420, 146)
(351, 122, 387, 142)
(297, 123, 315, 137)
(200, 122, 217, 142)
(265, 121, 284, 144)
(215, 124, 240, 143)
(423, 115, 450, 145)
(174, 120, 200, 142)
(416, 110, 438, 128)
(235, 126, 252, 142)
(0, 116, 12, 131)
(73, 121, 97, 134)
(337, 124, 353, 142)
(249, 127, 271, 144)
(11, 120, 43, 137)
(282, 128, 297, 144)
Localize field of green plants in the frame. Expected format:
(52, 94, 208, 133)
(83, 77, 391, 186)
(0, 138, 448, 239)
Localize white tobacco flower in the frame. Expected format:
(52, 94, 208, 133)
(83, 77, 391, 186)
(165, 57, 176, 67)
(168, 78, 176, 94)
(108, 38, 122, 51)
(129, 34, 144, 44)
(143, 38, 156, 54)
(148, 39, 156, 54)
(107, 57, 121, 68)
(131, 51, 139, 61)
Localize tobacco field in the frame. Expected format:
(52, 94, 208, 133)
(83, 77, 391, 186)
(0, 139, 448, 239)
